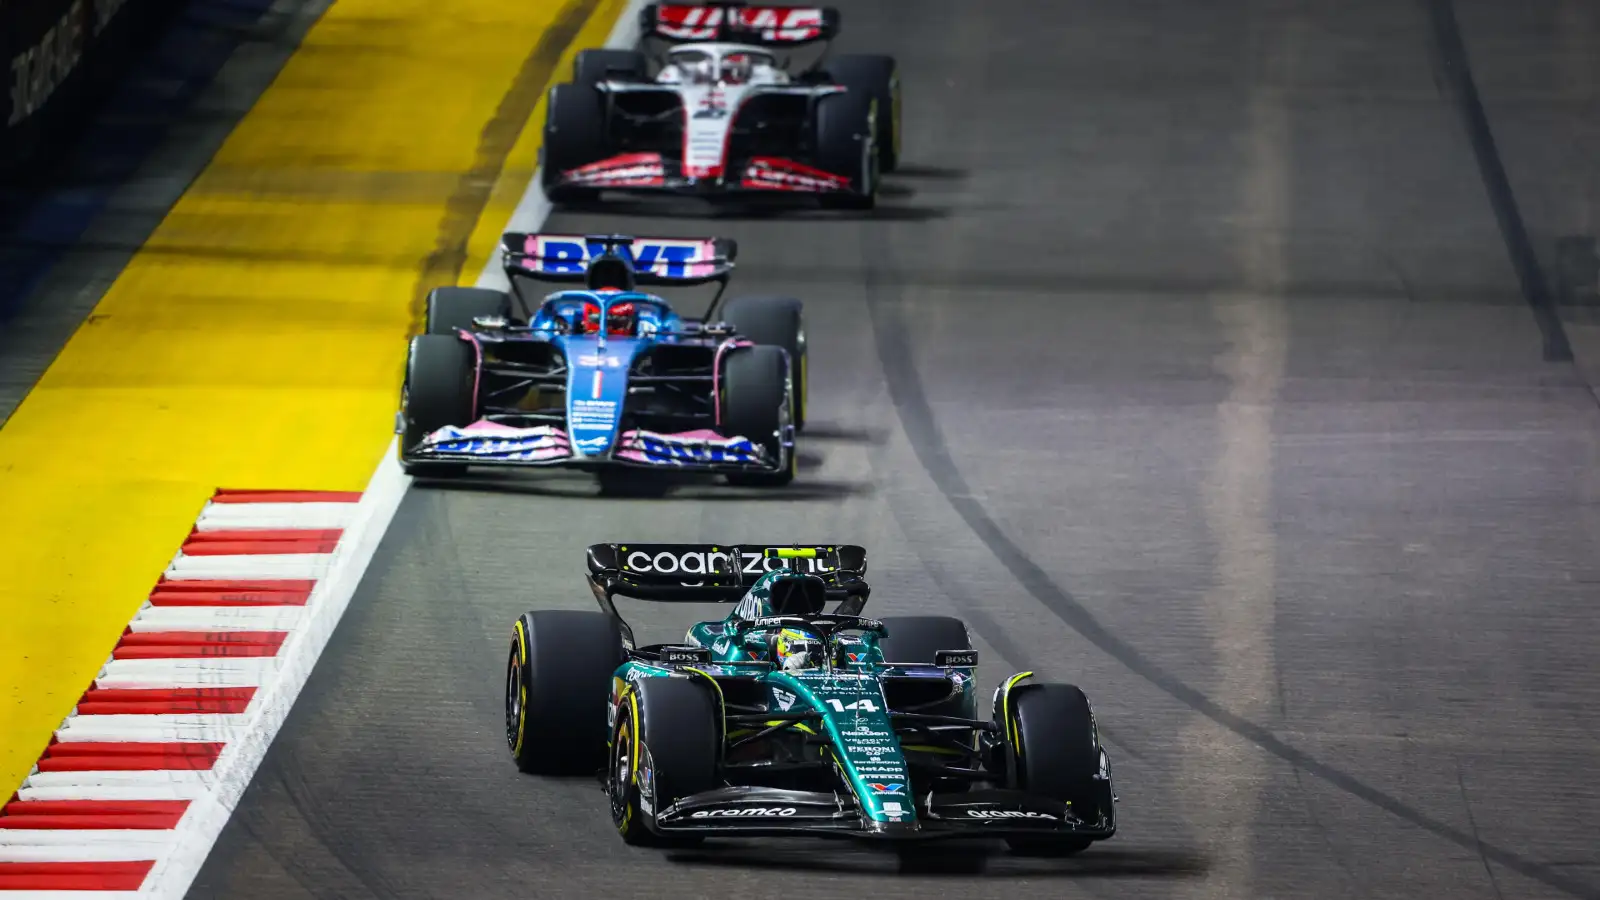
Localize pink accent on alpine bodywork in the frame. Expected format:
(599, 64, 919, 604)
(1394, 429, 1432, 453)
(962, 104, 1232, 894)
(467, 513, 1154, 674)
(625, 428, 728, 442)
(613, 429, 763, 465)
(614, 430, 745, 463)
(455, 328, 486, 415)
(741, 156, 850, 192)
(446, 420, 550, 435)
(419, 421, 574, 461)
(712, 337, 754, 426)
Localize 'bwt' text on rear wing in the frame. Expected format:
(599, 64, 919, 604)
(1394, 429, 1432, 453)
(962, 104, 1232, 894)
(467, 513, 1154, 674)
(585, 542, 868, 644)
(499, 233, 739, 316)
(500, 233, 737, 285)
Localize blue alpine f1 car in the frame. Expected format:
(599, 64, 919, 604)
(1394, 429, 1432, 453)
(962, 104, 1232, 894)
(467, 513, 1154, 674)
(503, 543, 1119, 852)
(398, 233, 805, 486)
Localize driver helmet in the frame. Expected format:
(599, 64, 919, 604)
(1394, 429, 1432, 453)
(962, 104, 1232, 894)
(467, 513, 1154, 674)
(581, 300, 638, 336)
(684, 54, 716, 84)
(773, 627, 825, 672)
(720, 53, 754, 85)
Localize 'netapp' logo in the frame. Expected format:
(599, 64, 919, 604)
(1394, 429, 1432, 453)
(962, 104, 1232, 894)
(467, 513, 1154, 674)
(691, 807, 797, 818)
(966, 810, 1056, 820)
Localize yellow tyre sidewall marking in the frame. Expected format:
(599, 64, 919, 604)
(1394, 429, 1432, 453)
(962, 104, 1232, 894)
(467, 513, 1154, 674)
(0, 0, 631, 796)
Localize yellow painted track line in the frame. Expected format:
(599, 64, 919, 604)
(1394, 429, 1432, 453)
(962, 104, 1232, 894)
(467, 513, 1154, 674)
(0, 0, 629, 795)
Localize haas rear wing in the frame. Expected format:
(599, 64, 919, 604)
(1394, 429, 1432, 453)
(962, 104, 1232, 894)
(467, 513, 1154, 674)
(586, 543, 868, 647)
(640, 3, 841, 45)
(501, 233, 737, 286)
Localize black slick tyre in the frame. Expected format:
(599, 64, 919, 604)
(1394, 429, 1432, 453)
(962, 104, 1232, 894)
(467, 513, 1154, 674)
(573, 49, 646, 86)
(815, 88, 877, 211)
(400, 334, 477, 477)
(719, 344, 794, 487)
(721, 296, 807, 430)
(876, 616, 972, 664)
(826, 54, 900, 172)
(541, 82, 607, 203)
(505, 610, 625, 775)
(425, 287, 508, 335)
(1003, 683, 1112, 856)
(610, 676, 719, 846)
(877, 616, 972, 720)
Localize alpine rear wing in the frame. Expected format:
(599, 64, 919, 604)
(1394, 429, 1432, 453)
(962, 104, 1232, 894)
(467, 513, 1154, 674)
(501, 233, 737, 287)
(586, 542, 869, 644)
(639, 3, 841, 46)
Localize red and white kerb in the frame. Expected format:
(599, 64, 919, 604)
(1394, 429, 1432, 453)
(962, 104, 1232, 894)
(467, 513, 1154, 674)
(0, 489, 363, 895)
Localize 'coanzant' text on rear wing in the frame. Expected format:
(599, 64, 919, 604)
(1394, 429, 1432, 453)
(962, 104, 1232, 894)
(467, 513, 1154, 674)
(586, 543, 868, 643)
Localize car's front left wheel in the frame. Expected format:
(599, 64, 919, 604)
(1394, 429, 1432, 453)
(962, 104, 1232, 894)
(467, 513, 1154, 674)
(610, 676, 719, 846)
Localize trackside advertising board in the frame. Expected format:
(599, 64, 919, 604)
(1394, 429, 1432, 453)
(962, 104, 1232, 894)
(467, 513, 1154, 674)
(2, 0, 181, 174)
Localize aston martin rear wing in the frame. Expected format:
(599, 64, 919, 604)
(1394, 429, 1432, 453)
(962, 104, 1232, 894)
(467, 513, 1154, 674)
(585, 543, 868, 645)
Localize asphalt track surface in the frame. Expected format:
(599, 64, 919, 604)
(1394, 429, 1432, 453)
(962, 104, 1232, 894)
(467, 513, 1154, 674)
(186, 0, 1600, 897)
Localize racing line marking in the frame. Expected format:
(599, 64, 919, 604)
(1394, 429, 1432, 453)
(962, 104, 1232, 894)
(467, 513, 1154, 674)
(0, 1, 647, 896)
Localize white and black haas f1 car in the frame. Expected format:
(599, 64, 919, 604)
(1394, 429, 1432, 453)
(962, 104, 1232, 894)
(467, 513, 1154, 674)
(540, 2, 899, 210)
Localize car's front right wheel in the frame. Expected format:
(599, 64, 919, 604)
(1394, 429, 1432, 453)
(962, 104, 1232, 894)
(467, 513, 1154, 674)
(1001, 683, 1115, 856)
(505, 610, 624, 775)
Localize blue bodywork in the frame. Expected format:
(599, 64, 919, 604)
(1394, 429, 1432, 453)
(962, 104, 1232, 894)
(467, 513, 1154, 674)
(400, 234, 792, 474)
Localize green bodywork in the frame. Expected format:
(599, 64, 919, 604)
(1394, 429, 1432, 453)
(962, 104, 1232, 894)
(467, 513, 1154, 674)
(607, 569, 979, 826)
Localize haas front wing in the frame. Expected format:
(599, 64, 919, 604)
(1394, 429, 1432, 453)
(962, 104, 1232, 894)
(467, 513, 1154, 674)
(551, 84, 859, 198)
(556, 152, 854, 197)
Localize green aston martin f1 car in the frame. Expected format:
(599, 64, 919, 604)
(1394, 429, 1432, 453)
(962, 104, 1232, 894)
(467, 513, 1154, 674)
(503, 542, 1118, 852)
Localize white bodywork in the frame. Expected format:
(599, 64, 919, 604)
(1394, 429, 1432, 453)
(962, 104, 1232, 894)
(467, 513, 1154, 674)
(604, 43, 838, 179)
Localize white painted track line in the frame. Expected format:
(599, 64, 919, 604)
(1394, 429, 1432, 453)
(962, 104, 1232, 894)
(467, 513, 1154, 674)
(0, 883, 144, 890)
(128, 606, 303, 630)
(164, 553, 334, 580)
(94, 658, 277, 689)
(194, 502, 357, 530)
(17, 785, 212, 803)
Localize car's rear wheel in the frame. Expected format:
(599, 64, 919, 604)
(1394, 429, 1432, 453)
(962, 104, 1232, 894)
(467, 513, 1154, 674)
(400, 334, 477, 477)
(721, 296, 806, 430)
(875, 616, 972, 665)
(505, 610, 625, 775)
(719, 344, 794, 487)
(573, 48, 646, 86)
(424, 287, 508, 335)
(815, 89, 877, 211)
(1002, 683, 1114, 856)
(610, 676, 718, 846)
(825, 54, 900, 172)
